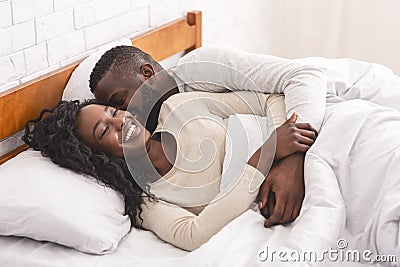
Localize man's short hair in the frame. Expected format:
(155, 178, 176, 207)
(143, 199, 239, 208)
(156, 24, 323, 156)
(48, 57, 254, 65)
(89, 46, 158, 92)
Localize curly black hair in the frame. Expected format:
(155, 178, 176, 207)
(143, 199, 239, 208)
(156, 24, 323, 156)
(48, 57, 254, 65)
(89, 45, 161, 93)
(22, 99, 151, 228)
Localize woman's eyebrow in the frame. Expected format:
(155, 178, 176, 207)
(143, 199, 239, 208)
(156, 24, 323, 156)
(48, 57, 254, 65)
(92, 106, 109, 139)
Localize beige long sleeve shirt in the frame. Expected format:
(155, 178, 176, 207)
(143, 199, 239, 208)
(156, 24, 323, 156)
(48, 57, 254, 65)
(140, 91, 286, 251)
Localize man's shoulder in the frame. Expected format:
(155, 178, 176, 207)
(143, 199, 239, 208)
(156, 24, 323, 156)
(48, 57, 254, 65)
(177, 45, 242, 64)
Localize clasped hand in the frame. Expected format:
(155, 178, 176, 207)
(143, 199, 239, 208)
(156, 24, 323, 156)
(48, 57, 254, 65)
(253, 113, 317, 227)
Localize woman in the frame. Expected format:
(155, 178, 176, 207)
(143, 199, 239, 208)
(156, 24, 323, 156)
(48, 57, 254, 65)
(23, 91, 317, 251)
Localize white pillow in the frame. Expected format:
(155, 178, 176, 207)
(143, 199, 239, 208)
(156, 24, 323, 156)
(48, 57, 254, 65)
(0, 149, 131, 254)
(62, 38, 133, 101)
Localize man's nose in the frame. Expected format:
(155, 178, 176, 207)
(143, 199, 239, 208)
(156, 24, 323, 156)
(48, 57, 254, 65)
(119, 101, 128, 110)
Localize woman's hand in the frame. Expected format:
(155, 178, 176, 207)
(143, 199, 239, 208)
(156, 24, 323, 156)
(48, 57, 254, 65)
(272, 113, 318, 160)
(247, 113, 317, 176)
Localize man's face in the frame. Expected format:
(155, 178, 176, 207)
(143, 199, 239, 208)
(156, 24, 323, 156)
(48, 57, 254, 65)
(93, 71, 141, 110)
(92, 68, 165, 132)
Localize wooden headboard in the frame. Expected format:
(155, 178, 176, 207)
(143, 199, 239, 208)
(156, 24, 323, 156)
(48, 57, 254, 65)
(0, 11, 202, 164)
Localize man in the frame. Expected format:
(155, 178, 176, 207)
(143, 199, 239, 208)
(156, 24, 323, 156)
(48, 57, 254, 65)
(88, 45, 400, 227)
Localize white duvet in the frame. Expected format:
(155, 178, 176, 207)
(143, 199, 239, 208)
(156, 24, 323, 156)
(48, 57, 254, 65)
(307, 99, 400, 265)
(185, 98, 400, 267)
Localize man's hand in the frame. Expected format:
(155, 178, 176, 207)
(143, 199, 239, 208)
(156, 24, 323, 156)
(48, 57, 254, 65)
(273, 113, 317, 160)
(257, 153, 305, 227)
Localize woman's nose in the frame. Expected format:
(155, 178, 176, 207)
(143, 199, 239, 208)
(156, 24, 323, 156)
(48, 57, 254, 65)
(111, 115, 125, 130)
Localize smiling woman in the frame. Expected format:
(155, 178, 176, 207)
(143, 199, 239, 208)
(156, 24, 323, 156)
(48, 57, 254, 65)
(21, 89, 312, 252)
(76, 105, 151, 159)
(75, 103, 175, 177)
(22, 100, 152, 230)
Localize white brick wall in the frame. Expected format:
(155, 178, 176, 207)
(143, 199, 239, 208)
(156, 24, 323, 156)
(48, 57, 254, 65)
(47, 30, 86, 66)
(0, 52, 24, 82)
(12, 0, 53, 24)
(54, 0, 90, 12)
(149, 0, 181, 27)
(0, 0, 197, 93)
(84, 7, 149, 50)
(24, 43, 48, 75)
(0, 21, 35, 57)
(0, 0, 273, 93)
(2, 0, 398, 92)
(0, 1, 12, 29)
(35, 9, 75, 43)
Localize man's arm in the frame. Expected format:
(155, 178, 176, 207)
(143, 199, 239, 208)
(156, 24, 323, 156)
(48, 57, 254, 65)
(174, 45, 327, 131)
(248, 114, 314, 227)
(257, 153, 305, 227)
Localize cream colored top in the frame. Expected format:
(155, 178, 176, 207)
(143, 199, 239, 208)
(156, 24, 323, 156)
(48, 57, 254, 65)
(140, 91, 286, 251)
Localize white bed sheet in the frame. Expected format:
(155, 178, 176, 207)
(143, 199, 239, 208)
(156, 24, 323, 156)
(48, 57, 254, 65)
(0, 227, 187, 267)
(0, 209, 370, 267)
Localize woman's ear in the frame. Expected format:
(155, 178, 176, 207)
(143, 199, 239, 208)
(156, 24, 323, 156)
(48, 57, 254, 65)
(140, 64, 155, 80)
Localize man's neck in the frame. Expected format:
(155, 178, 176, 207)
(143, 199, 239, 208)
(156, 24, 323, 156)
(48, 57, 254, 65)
(161, 87, 179, 101)
(145, 74, 180, 133)
(160, 72, 180, 101)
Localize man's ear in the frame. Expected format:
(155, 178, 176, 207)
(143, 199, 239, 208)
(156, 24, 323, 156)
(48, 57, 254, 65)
(140, 64, 155, 80)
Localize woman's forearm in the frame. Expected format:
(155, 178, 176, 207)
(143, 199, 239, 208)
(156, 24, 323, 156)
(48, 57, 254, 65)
(140, 164, 264, 251)
(247, 138, 275, 176)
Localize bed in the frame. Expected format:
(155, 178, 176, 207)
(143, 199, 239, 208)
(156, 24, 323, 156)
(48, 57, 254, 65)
(0, 10, 396, 267)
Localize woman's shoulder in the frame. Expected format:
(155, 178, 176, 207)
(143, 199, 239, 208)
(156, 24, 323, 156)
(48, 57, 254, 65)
(158, 92, 217, 118)
(164, 91, 221, 105)
(163, 91, 270, 108)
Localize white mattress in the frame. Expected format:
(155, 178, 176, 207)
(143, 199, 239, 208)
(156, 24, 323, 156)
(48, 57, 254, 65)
(0, 209, 370, 267)
(0, 227, 187, 267)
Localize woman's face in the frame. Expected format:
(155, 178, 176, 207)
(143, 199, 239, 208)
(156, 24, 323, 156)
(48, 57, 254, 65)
(76, 104, 151, 158)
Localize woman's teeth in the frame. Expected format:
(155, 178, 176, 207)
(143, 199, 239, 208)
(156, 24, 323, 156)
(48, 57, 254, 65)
(124, 124, 137, 142)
